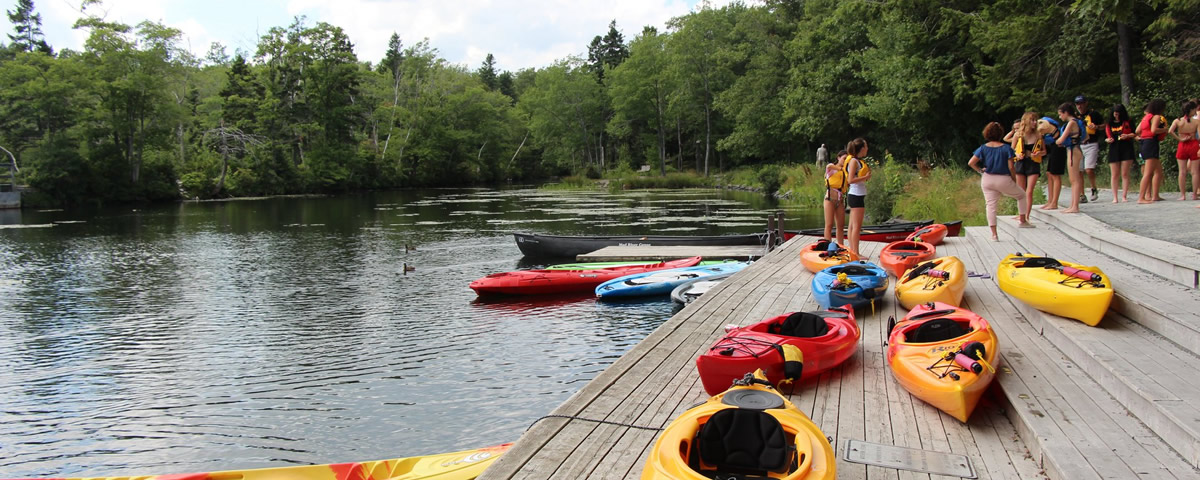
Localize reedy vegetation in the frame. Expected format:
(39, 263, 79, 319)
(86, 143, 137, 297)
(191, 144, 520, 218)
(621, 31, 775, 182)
(0, 0, 1196, 206)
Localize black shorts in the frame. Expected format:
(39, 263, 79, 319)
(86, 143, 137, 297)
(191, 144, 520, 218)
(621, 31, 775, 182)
(1046, 145, 1067, 175)
(1014, 158, 1041, 176)
(847, 194, 865, 209)
(1110, 140, 1136, 162)
(1139, 139, 1160, 160)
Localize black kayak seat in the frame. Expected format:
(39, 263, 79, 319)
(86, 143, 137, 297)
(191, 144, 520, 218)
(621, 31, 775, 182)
(1018, 256, 1061, 268)
(771, 312, 831, 338)
(906, 318, 969, 343)
(814, 240, 831, 251)
(836, 265, 872, 276)
(891, 252, 922, 258)
(696, 408, 792, 476)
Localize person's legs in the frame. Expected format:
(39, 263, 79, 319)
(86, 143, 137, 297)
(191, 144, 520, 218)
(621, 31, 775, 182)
(1121, 160, 1133, 200)
(1110, 162, 1121, 203)
(1178, 158, 1189, 200)
(1083, 143, 1099, 199)
(1025, 174, 1039, 212)
(848, 207, 863, 254)
(822, 198, 834, 241)
(834, 201, 845, 246)
(1152, 158, 1164, 201)
(1191, 158, 1200, 199)
(1139, 159, 1155, 203)
(981, 176, 1002, 231)
(1064, 148, 1083, 213)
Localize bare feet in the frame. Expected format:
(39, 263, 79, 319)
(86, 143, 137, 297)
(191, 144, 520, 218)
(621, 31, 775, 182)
(1043, 205, 1059, 210)
(1062, 208, 1080, 214)
(1155, 195, 1165, 201)
(1138, 199, 1154, 204)
(1179, 194, 1188, 201)
(1111, 199, 1119, 204)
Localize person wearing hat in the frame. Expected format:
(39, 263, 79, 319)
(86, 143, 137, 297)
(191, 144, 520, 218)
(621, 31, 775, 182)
(1076, 95, 1105, 202)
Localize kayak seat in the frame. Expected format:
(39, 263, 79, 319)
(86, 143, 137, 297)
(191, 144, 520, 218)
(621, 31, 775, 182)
(906, 318, 969, 343)
(837, 265, 872, 276)
(814, 240, 831, 251)
(771, 312, 830, 338)
(1018, 256, 1061, 268)
(695, 408, 792, 477)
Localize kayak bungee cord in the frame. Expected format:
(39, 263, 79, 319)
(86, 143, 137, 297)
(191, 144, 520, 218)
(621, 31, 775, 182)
(710, 335, 780, 358)
(526, 414, 664, 432)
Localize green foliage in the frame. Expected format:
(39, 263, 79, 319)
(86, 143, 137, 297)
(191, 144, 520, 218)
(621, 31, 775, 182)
(866, 153, 917, 223)
(780, 164, 827, 207)
(891, 167, 990, 226)
(757, 164, 782, 195)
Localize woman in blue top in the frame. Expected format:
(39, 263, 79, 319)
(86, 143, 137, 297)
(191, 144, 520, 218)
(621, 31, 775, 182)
(969, 122, 1033, 241)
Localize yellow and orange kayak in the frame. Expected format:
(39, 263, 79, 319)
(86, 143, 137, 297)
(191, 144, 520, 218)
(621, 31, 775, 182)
(887, 303, 998, 422)
(997, 253, 1112, 326)
(895, 256, 967, 309)
(641, 370, 835, 480)
(800, 240, 859, 273)
(21, 444, 511, 480)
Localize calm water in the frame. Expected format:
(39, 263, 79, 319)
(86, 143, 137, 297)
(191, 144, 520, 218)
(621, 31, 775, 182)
(0, 188, 818, 477)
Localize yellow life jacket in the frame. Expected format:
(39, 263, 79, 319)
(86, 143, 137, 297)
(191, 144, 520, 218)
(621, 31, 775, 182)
(1084, 114, 1097, 136)
(1013, 136, 1045, 163)
(825, 160, 850, 193)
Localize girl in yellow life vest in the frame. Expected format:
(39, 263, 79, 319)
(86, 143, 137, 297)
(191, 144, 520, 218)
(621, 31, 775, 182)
(844, 138, 871, 256)
(1009, 112, 1042, 222)
(822, 150, 848, 246)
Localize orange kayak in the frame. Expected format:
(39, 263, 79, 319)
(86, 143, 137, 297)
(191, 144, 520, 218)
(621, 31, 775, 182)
(878, 241, 935, 278)
(886, 302, 998, 422)
(905, 223, 949, 245)
(800, 240, 859, 273)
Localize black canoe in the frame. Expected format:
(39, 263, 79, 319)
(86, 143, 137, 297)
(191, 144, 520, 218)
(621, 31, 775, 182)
(513, 232, 768, 258)
(784, 219, 963, 243)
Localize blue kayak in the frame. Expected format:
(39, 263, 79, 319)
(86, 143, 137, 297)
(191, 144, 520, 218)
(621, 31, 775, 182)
(596, 262, 749, 299)
(812, 261, 889, 309)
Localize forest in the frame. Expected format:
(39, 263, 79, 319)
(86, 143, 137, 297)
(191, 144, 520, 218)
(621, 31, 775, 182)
(1, 0, 1197, 205)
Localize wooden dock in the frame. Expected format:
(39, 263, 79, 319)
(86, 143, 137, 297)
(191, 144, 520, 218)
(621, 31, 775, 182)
(480, 216, 1200, 480)
(576, 245, 767, 262)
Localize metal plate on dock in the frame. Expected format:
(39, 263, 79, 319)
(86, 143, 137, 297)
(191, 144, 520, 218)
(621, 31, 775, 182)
(843, 439, 976, 478)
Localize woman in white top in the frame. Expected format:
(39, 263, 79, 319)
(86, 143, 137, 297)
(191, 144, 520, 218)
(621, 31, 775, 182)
(843, 138, 871, 255)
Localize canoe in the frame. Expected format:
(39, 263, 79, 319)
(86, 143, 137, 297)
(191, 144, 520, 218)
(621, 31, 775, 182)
(786, 220, 963, 244)
(878, 240, 936, 278)
(895, 256, 967, 309)
(905, 223, 950, 245)
(799, 240, 860, 273)
(641, 370, 835, 480)
(470, 257, 702, 295)
(25, 443, 512, 480)
(997, 253, 1113, 326)
(596, 262, 748, 299)
(887, 302, 998, 422)
(811, 261, 889, 309)
(696, 307, 860, 395)
(669, 272, 735, 305)
(514, 232, 767, 258)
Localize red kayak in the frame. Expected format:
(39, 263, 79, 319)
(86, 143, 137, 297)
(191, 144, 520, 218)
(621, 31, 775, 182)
(696, 307, 860, 395)
(879, 240, 936, 278)
(905, 223, 950, 245)
(469, 257, 702, 295)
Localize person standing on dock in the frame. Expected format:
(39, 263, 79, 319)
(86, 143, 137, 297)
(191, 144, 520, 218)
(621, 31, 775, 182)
(1076, 95, 1105, 202)
(844, 138, 871, 255)
(970, 122, 1032, 241)
(1055, 103, 1086, 214)
(1167, 100, 1199, 200)
(816, 144, 828, 166)
(823, 150, 849, 246)
(1136, 98, 1169, 204)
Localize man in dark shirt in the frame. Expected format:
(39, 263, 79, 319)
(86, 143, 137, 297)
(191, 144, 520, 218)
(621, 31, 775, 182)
(1076, 95, 1105, 202)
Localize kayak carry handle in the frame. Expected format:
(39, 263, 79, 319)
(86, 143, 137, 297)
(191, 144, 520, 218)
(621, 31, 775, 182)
(926, 269, 950, 280)
(953, 353, 983, 374)
(1059, 265, 1102, 282)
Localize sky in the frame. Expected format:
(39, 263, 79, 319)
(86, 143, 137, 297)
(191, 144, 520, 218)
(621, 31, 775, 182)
(0, 0, 737, 71)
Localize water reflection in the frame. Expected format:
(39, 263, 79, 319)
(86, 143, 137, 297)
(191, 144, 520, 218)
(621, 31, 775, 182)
(0, 188, 818, 477)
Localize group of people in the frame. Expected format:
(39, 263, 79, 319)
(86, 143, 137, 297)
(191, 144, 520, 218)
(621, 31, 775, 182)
(819, 138, 871, 255)
(972, 95, 1200, 240)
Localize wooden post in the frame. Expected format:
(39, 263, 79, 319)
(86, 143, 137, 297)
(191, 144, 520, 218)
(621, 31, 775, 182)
(775, 211, 786, 247)
(766, 215, 776, 252)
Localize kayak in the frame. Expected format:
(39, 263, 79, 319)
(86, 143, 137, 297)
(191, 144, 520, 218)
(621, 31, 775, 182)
(470, 257, 702, 295)
(696, 307, 860, 395)
(596, 262, 748, 299)
(996, 253, 1113, 326)
(887, 302, 998, 422)
(878, 240, 936, 278)
(905, 223, 950, 245)
(787, 220, 962, 244)
(799, 240, 859, 273)
(895, 256, 967, 309)
(669, 272, 735, 305)
(640, 370, 835, 480)
(22, 444, 512, 480)
(514, 232, 767, 258)
(546, 261, 657, 270)
(811, 261, 889, 309)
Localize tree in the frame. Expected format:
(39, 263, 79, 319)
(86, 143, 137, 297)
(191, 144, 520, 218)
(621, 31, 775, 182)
(478, 53, 498, 90)
(608, 26, 673, 175)
(587, 20, 630, 81)
(667, 6, 738, 175)
(378, 32, 403, 76)
(6, 0, 51, 54)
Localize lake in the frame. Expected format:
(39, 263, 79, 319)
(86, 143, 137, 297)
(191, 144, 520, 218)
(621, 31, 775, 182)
(0, 188, 818, 477)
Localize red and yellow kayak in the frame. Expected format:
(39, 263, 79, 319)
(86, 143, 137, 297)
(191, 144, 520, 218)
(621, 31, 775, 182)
(800, 241, 859, 273)
(470, 257, 702, 295)
(696, 307, 860, 395)
(895, 256, 966, 309)
(905, 223, 950, 245)
(18, 444, 511, 480)
(879, 240, 936, 278)
(887, 303, 997, 422)
(641, 370, 835, 480)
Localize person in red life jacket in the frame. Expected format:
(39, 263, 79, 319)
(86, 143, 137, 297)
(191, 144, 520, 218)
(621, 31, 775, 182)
(1105, 104, 1138, 203)
(1168, 100, 1199, 200)
(970, 122, 1033, 241)
(1136, 98, 1169, 204)
(1008, 112, 1043, 221)
(1055, 103, 1086, 214)
(1075, 95, 1105, 202)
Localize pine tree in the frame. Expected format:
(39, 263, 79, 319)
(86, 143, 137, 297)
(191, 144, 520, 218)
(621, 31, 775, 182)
(378, 32, 403, 76)
(477, 53, 498, 90)
(6, 0, 51, 54)
(586, 20, 629, 81)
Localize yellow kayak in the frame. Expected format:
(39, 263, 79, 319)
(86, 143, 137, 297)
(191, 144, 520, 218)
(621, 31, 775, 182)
(34, 444, 511, 480)
(997, 253, 1113, 326)
(641, 370, 835, 480)
(895, 256, 967, 309)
